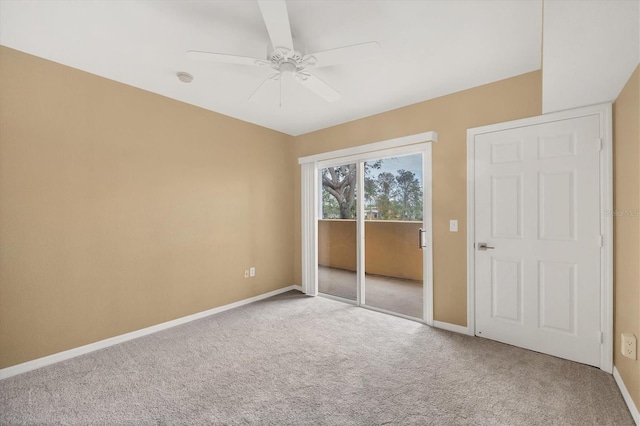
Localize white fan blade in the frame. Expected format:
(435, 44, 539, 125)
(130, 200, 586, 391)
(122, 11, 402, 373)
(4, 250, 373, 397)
(248, 73, 280, 102)
(187, 50, 267, 67)
(308, 41, 381, 68)
(296, 73, 341, 102)
(257, 0, 293, 51)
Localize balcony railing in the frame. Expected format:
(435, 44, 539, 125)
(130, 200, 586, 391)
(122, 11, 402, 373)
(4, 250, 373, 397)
(317, 219, 423, 281)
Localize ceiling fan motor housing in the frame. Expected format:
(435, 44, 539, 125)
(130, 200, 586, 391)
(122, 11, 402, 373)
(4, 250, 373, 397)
(267, 38, 308, 73)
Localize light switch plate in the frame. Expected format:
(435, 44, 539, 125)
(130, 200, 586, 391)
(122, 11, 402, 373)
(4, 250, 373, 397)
(450, 220, 458, 232)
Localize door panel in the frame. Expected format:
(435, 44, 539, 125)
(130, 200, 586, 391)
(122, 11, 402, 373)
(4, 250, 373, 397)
(318, 163, 357, 300)
(491, 257, 522, 324)
(475, 115, 601, 367)
(491, 174, 522, 238)
(363, 154, 424, 319)
(538, 261, 576, 334)
(539, 171, 576, 240)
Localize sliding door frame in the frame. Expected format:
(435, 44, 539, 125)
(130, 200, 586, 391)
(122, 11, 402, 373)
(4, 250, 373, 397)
(299, 131, 438, 325)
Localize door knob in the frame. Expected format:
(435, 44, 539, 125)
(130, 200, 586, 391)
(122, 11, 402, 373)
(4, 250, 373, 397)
(477, 242, 495, 251)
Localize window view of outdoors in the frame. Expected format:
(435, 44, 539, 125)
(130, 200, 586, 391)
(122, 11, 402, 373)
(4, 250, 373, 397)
(321, 164, 358, 219)
(321, 157, 423, 220)
(318, 163, 358, 300)
(318, 154, 424, 318)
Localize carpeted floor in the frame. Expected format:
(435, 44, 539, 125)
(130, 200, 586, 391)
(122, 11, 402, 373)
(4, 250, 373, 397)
(0, 290, 634, 425)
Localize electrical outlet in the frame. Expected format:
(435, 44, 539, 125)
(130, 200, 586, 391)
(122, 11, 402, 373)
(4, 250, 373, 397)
(244, 269, 249, 279)
(621, 333, 637, 360)
(249, 267, 256, 277)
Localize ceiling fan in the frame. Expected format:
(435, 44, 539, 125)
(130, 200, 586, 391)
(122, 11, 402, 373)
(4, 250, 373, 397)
(187, 0, 381, 104)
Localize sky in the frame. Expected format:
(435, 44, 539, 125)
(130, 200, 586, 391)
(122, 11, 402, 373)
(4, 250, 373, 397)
(366, 153, 423, 185)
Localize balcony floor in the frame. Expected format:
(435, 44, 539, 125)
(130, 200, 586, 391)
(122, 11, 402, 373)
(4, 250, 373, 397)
(318, 266, 423, 319)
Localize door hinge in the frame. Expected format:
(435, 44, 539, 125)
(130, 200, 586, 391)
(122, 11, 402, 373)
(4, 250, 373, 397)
(598, 331, 603, 343)
(597, 138, 603, 151)
(599, 235, 604, 247)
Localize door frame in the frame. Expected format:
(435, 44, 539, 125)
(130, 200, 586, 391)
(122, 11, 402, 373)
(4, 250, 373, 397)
(466, 103, 613, 373)
(299, 131, 438, 325)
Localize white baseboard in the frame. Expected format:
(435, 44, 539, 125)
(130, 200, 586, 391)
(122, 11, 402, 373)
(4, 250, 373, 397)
(614, 366, 640, 425)
(0, 285, 303, 381)
(433, 320, 474, 336)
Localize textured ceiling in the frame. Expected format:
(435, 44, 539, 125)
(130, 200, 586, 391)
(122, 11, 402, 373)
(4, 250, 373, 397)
(0, 0, 543, 135)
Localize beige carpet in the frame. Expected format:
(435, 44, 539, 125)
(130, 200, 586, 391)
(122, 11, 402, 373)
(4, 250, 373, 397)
(319, 266, 423, 318)
(0, 291, 634, 425)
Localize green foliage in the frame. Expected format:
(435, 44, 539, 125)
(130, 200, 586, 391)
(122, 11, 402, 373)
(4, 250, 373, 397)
(322, 190, 341, 219)
(321, 161, 381, 219)
(394, 169, 422, 220)
(321, 159, 422, 221)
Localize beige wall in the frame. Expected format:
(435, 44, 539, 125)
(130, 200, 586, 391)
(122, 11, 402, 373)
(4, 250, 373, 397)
(364, 221, 423, 281)
(1, 43, 637, 412)
(613, 64, 640, 410)
(318, 220, 423, 281)
(293, 71, 543, 326)
(0, 46, 294, 368)
(318, 220, 357, 272)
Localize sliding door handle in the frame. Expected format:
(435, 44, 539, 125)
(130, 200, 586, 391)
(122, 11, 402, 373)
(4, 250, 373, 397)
(419, 228, 427, 249)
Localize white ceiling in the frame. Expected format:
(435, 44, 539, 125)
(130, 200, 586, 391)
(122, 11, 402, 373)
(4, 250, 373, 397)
(0, 0, 543, 136)
(542, 0, 640, 114)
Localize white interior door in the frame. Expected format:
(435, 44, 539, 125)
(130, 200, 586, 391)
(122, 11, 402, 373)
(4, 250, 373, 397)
(474, 114, 602, 367)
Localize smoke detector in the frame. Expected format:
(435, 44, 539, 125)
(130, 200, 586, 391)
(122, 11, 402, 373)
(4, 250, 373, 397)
(177, 72, 193, 83)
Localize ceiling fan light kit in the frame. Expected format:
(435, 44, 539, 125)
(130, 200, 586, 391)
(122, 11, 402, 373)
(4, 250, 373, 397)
(186, 0, 380, 105)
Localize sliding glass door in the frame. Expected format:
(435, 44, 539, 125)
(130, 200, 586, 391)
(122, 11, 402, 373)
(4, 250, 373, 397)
(362, 154, 424, 318)
(317, 163, 358, 300)
(315, 146, 432, 322)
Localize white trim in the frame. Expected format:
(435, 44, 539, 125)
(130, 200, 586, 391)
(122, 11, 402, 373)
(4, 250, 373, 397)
(599, 103, 614, 374)
(316, 143, 432, 171)
(321, 293, 472, 335)
(614, 366, 640, 425)
(465, 103, 613, 136)
(318, 292, 358, 305)
(0, 285, 302, 381)
(356, 162, 365, 305)
(301, 163, 318, 296)
(298, 131, 438, 164)
(423, 144, 434, 326)
(466, 102, 614, 372)
(466, 131, 477, 337)
(361, 304, 423, 323)
(433, 320, 474, 336)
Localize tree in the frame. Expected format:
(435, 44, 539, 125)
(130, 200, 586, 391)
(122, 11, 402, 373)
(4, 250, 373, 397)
(377, 172, 395, 197)
(376, 172, 397, 219)
(322, 190, 341, 219)
(322, 161, 381, 219)
(364, 177, 377, 216)
(394, 169, 422, 220)
(321, 165, 357, 219)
